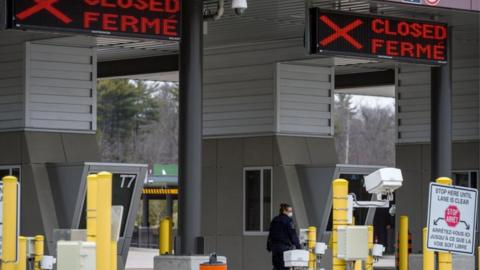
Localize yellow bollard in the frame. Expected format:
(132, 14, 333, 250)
(365, 226, 373, 270)
(159, 218, 173, 255)
(97, 172, 112, 270)
(423, 227, 434, 270)
(14, 237, 26, 270)
(111, 241, 118, 270)
(436, 177, 453, 186)
(2, 176, 18, 270)
(87, 174, 98, 243)
(399, 216, 409, 270)
(354, 260, 362, 270)
(307, 226, 316, 270)
(332, 179, 348, 270)
(34, 235, 44, 270)
(436, 177, 453, 270)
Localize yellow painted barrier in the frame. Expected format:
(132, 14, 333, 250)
(2, 176, 18, 270)
(399, 216, 409, 270)
(87, 174, 98, 243)
(423, 227, 434, 270)
(97, 172, 112, 270)
(332, 179, 348, 270)
(354, 260, 362, 270)
(159, 218, 173, 255)
(436, 177, 453, 270)
(34, 235, 44, 270)
(365, 226, 373, 270)
(111, 241, 117, 270)
(14, 237, 26, 270)
(307, 226, 316, 270)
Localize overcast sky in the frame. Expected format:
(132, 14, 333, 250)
(350, 95, 395, 110)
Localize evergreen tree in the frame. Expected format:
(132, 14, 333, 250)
(97, 79, 160, 162)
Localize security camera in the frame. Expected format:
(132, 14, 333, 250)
(232, 0, 248, 16)
(364, 168, 403, 197)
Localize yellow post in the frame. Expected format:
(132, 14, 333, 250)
(97, 172, 112, 270)
(436, 177, 453, 270)
(307, 226, 317, 270)
(14, 237, 26, 270)
(399, 216, 409, 270)
(423, 227, 434, 270)
(365, 226, 374, 270)
(354, 260, 362, 270)
(15, 237, 26, 270)
(34, 235, 44, 270)
(2, 176, 18, 270)
(87, 174, 98, 243)
(111, 241, 117, 270)
(332, 179, 348, 270)
(159, 218, 173, 255)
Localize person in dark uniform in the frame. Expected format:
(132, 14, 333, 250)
(267, 203, 302, 270)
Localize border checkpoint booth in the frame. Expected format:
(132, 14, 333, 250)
(0, 1, 478, 270)
(196, 1, 479, 270)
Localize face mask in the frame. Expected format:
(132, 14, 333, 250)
(287, 212, 293, 218)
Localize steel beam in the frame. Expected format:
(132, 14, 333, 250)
(431, 29, 452, 179)
(335, 70, 395, 89)
(178, 0, 203, 255)
(97, 54, 179, 78)
(141, 197, 149, 227)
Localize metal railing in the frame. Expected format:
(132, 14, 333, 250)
(130, 226, 160, 249)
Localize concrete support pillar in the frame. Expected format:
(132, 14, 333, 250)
(178, 0, 203, 255)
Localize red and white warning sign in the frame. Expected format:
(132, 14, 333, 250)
(444, 205, 460, 227)
(425, 0, 441, 6)
(427, 183, 478, 255)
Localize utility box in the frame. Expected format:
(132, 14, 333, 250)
(57, 241, 96, 270)
(337, 226, 368, 261)
(284, 250, 309, 267)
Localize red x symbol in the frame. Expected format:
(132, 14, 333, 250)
(319, 16, 363, 49)
(17, 0, 72, 24)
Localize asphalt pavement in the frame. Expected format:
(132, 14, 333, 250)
(126, 248, 396, 270)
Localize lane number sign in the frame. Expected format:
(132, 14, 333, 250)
(427, 183, 478, 255)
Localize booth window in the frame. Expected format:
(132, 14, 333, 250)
(453, 170, 478, 188)
(244, 167, 272, 234)
(0, 166, 21, 181)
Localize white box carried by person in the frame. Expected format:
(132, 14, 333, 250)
(283, 249, 309, 267)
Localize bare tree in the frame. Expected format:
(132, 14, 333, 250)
(334, 95, 395, 166)
(132, 82, 179, 165)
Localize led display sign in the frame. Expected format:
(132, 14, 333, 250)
(10, 0, 181, 40)
(309, 8, 448, 64)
